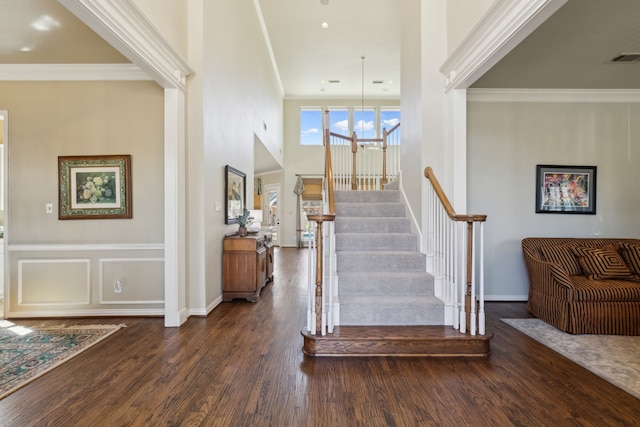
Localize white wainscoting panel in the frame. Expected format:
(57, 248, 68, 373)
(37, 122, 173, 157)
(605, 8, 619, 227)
(18, 258, 91, 305)
(99, 258, 164, 304)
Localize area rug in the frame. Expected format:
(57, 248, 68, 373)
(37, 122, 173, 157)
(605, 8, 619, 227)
(0, 321, 124, 399)
(502, 318, 640, 400)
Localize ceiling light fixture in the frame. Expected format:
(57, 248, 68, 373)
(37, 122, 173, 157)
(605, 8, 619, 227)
(321, 21, 329, 29)
(360, 56, 365, 138)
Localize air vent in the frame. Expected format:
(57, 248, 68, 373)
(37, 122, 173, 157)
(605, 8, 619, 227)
(609, 53, 640, 63)
(328, 80, 340, 84)
(372, 80, 384, 84)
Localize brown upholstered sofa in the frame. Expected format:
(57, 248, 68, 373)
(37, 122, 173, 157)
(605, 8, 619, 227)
(522, 238, 640, 335)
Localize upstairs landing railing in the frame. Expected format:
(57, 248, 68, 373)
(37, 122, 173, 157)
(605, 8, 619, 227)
(329, 121, 401, 191)
(424, 167, 487, 335)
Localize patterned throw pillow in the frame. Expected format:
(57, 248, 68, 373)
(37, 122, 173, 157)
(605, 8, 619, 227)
(571, 245, 635, 280)
(618, 242, 640, 276)
(539, 244, 583, 276)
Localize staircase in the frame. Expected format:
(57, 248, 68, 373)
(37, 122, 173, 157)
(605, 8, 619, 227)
(301, 188, 492, 357)
(334, 189, 443, 325)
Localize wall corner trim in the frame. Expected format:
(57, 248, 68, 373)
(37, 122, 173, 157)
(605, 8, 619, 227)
(440, 0, 568, 91)
(59, 0, 193, 90)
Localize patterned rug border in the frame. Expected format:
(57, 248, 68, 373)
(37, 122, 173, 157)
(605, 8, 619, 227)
(502, 318, 640, 400)
(0, 323, 125, 400)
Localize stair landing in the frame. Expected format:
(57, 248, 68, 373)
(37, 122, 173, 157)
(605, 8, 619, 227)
(301, 326, 492, 357)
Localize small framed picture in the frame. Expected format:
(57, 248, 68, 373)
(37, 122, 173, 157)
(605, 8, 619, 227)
(58, 155, 132, 220)
(535, 164, 596, 214)
(225, 165, 246, 224)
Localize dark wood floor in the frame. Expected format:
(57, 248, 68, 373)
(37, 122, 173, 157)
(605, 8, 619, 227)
(1, 247, 638, 426)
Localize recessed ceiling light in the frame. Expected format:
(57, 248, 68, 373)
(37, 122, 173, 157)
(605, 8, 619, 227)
(321, 22, 329, 29)
(32, 15, 60, 32)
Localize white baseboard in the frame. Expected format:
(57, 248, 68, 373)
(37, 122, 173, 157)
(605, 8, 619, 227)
(484, 295, 528, 301)
(5, 308, 164, 318)
(188, 296, 223, 317)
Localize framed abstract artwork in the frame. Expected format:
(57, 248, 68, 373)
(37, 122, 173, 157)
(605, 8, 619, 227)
(535, 164, 596, 214)
(58, 155, 132, 220)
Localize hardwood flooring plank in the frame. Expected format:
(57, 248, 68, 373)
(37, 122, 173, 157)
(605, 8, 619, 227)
(0, 247, 638, 426)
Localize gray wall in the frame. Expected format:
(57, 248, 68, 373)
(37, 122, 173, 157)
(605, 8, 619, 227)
(2, 80, 165, 316)
(468, 97, 640, 299)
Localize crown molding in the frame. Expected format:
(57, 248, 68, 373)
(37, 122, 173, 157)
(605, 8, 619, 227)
(59, 0, 193, 90)
(0, 63, 149, 81)
(440, 0, 567, 91)
(468, 89, 640, 103)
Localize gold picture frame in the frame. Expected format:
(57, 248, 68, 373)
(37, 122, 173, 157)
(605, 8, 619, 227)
(58, 155, 132, 220)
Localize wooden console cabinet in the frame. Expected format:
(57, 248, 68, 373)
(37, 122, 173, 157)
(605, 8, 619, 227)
(223, 233, 274, 302)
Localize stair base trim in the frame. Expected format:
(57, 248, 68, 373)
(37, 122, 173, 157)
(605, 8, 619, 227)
(301, 326, 492, 357)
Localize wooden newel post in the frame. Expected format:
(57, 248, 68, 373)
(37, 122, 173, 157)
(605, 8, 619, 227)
(381, 127, 388, 188)
(465, 221, 476, 332)
(351, 132, 358, 190)
(307, 214, 336, 335)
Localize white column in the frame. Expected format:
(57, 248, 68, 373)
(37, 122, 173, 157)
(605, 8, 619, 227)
(164, 88, 188, 327)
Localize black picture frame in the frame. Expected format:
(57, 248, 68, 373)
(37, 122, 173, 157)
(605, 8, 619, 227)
(535, 164, 597, 214)
(225, 165, 246, 224)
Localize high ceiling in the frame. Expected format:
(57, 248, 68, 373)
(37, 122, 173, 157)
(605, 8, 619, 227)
(2, 0, 640, 97)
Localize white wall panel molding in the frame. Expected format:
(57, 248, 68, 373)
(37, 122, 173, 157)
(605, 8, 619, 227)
(18, 258, 91, 305)
(440, 0, 567, 91)
(468, 89, 640, 103)
(99, 257, 164, 305)
(0, 64, 149, 81)
(59, 0, 193, 90)
(9, 243, 163, 252)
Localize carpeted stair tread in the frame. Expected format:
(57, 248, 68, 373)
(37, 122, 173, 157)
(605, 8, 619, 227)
(334, 190, 401, 203)
(337, 251, 426, 272)
(335, 202, 405, 217)
(339, 271, 434, 296)
(335, 233, 417, 251)
(335, 217, 411, 233)
(340, 295, 444, 326)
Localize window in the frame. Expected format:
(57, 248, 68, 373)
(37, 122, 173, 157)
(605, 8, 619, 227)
(353, 107, 375, 140)
(299, 106, 400, 144)
(380, 108, 400, 135)
(300, 108, 323, 145)
(327, 107, 349, 136)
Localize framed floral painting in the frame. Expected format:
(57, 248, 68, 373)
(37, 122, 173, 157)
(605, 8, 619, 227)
(58, 155, 132, 219)
(535, 164, 596, 214)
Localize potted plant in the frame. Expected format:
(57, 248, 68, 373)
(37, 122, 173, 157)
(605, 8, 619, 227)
(234, 208, 254, 237)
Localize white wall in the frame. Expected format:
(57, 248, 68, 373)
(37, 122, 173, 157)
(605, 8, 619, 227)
(468, 96, 640, 299)
(446, 0, 494, 54)
(132, 0, 189, 59)
(186, 0, 284, 311)
(1, 81, 165, 316)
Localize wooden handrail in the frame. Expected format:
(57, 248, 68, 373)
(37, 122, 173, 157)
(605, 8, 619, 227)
(423, 167, 487, 223)
(323, 111, 335, 214)
(424, 166, 487, 335)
